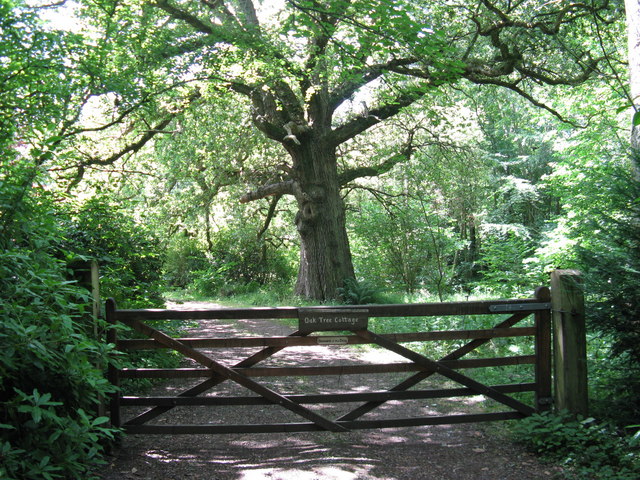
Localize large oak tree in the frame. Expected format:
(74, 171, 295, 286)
(72, 0, 618, 299)
(625, 0, 640, 153)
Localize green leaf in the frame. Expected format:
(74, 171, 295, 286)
(633, 110, 640, 127)
(91, 416, 110, 427)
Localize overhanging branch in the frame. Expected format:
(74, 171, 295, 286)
(257, 194, 282, 240)
(239, 180, 298, 203)
(468, 76, 584, 127)
(86, 114, 178, 167)
(328, 58, 418, 112)
(330, 89, 425, 147)
(338, 137, 414, 185)
(153, 0, 216, 34)
(65, 90, 202, 189)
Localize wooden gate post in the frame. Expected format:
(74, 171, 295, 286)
(550, 269, 588, 416)
(534, 286, 552, 412)
(90, 259, 100, 336)
(105, 298, 121, 428)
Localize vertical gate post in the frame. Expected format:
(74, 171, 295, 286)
(534, 286, 552, 412)
(550, 269, 588, 416)
(90, 260, 100, 337)
(106, 298, 121, 428)
(68, 258, 101, 337)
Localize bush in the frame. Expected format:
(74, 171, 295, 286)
(589, 355, 640, 427)
(61, 197, 165, 308)
(163, 235, 209, 288)
(475, 226, 537, 296)
(513, 411, 640, 480)
(576, 160, 640, 425)
(0, 176, 117, 479)
(338, 278, 392, 305)
(188, 226, 295, 297)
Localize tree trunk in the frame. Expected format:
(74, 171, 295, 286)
(626, 0, 640, 156)
(289, 138, 355, 300)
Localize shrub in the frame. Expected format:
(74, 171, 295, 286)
(338, 278, 391, 305)
(576, 160, 640, 425)
(513, 411, 640, 480)
(188, 226, 295, 297)
(475, 226, 537, 296)
(0, 178, 117, 479)
(61, 197, 165, 308)
(163, 235, 209, 288)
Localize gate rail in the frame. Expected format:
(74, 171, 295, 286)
(106, 286, 558, 434)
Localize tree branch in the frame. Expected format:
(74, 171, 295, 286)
(330, 89, 424, 147)
(199, 0, 238, 26)
(469, 76, 583, 126)
(153, 0, 216, 35)
(273, 80, 306, 123)
(328, 58, 418, 112)
(86, 114, 178, 167)
(478, 0, 603, 36)
(338, 136, 414, 185)
(64, 83, 182, 138)
(515, 58, 599, 87)
(286, 0, 345, 93)
(236, 0, 260, 27)
(227, 80, 255, 97)
(239, 179, 299, 203)
(65, 90, 202, 188)
(257, 194, 282, 240)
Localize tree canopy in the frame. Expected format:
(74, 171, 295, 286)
(39, 0, 621, 299)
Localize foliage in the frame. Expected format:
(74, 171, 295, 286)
(475, 226, 539, 297)
(0, 0, 636, 475)
(48, 0, 620, 299)
(348, 158, 469, 299)
(577, 159, 640, 424)
(589, 352, 640, 427)
(338, 278, 385, 305)
(578, 164, 640, 360)
(0, 166, 117, 479)
(187, 223, 295, 297)
(163, 235, 210, 289)
(61, 196, 165, 308)
(538, 104, 640, 424)
(513, 411, 640, 480)
(0, 1, 83, 152)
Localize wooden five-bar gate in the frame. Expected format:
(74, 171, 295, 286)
(106, 270, 587, 435)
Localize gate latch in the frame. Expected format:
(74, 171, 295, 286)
(489, 302, 551, 313)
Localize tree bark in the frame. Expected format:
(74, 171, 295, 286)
(626, 0, 640, 162)
(289, 137, 355, 299)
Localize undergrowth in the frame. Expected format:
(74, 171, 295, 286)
(513, 411, 640, 480)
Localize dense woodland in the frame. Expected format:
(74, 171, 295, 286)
(1, 0, 640, 478)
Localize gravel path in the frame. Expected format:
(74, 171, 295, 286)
(98, 301, 561, 480)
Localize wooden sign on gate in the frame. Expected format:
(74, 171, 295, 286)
(298, 308, 369, 333)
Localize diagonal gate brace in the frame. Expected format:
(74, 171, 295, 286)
(125, 329, 312, 426)
(122, 318, 347, 432)
(354, 329, 535, 416)
(338, 311, 531, 421)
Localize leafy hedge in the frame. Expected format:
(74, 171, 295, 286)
(0, 174, 118, 479)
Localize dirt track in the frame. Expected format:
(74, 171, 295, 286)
(98, 301, 561, 480)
